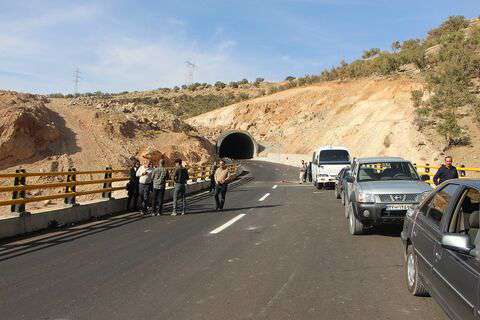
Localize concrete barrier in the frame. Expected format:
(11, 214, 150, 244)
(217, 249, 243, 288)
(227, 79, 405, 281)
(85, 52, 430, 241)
(0, 178, 218, 240)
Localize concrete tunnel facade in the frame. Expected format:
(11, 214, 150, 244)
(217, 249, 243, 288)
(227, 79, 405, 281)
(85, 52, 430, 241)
(216, 130, 258, 159)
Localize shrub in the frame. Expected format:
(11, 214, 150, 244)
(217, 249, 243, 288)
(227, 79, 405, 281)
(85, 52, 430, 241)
(239, 78, 249, 85)
(285, 76, 296, 81)
(214, 81, 226, 89)
(362, 48, 381, 59)
(229, 81, 239, 88)
(411, 90, 424, 108)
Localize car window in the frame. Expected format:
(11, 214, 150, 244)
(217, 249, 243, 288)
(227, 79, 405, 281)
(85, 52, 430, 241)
(427, 184, 461, 228)
(448, 188, 480, 245)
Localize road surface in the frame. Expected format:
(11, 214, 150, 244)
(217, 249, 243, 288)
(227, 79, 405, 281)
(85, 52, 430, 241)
(0, 161, 445, 319)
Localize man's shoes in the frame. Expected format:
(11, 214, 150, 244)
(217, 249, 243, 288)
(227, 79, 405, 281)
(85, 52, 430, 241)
(171, 212, 177, 216)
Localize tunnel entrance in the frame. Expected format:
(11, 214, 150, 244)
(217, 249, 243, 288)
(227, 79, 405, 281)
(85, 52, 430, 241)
(217, 131, 256, 159)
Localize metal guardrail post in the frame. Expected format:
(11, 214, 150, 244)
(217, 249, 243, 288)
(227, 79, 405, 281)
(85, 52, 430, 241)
(425, 163, 430, 173)
(102, 166, 112, 199)
(459, 164, 466, 177)
(10, 169, 26, 214)
(64, 168, 77, 205)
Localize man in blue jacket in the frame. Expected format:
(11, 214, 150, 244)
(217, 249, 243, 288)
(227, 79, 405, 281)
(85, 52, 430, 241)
(433, 156, 459, 186)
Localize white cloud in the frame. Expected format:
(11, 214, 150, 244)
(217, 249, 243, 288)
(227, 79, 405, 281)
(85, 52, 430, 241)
(5, 4, 101, 33)
(83, 35, 249, 92)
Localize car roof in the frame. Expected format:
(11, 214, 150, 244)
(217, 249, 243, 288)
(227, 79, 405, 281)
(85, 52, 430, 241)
(442, 179, 480, 189)
(315, 146, 349, 152)
(355, 157, 407, 164)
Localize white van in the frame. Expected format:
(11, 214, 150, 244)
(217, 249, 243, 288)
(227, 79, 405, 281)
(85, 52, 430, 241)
(311, 146, 351, 189)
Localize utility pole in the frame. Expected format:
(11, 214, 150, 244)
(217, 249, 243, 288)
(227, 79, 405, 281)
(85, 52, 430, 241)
(185, 61, 196, 85)
(73, 67, 81, 94)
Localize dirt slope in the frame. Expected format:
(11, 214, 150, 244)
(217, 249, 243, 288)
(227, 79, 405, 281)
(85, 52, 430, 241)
(187, 77, 480, 167)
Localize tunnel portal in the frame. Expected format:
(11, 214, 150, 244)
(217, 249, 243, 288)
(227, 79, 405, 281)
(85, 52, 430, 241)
(217, 131, 257, 159)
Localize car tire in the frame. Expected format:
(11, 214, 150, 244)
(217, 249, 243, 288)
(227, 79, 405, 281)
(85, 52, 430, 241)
(335, 186, 341, 199)
(316, 183, 323, 190)
(406, 245, 429, 297)
(348, 203, 364, 235)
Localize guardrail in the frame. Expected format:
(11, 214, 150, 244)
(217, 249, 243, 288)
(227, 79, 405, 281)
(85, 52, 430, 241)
(0, 163, 237, 214)
(414, 163, 480, 184)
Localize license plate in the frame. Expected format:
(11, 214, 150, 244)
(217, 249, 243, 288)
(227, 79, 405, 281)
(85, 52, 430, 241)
(386, 204, 412, 211)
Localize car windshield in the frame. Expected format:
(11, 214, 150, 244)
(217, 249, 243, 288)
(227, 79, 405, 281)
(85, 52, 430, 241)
(319, 150, 350, 164)
(357, 162, 420, 182)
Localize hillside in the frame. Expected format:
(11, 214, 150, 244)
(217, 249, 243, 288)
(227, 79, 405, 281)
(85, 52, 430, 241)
(188, 77, 480, 167)
(52, 80, 281, 119)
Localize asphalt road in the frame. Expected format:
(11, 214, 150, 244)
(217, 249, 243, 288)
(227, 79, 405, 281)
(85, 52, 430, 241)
(0, 161, 445, 320)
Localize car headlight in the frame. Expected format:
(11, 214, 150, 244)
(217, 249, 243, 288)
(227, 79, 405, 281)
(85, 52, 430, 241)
(357, 192, 375, 203)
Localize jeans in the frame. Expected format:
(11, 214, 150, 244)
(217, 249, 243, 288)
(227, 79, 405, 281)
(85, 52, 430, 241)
(209, 175, 216, 191)
(127, 187, 139, 211)
(139, 183, 151, 213)
(152, 187, 165, 214)
(173, 183, 186, 213)
(215, 183, 228, 209)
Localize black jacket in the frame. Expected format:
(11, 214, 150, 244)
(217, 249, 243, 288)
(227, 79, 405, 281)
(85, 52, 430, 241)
(127, 166, 140, 193)
(173, 167, 189, 185)
(433, 165, 459, 185)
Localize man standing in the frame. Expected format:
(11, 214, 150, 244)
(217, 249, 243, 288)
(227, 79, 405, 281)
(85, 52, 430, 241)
(127, 159, 140, 212)
(209, 161, 218, 192)
(214, 160, 232, 212)
(151, 159, 169, 216)
(136, 161, 153, 214)
(172, 159, 189, 216)
(299, 160, 307, 184)
(433, 156, 459, 186)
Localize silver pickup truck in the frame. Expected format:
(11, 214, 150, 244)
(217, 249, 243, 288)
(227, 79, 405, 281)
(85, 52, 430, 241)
(344, 157, 432, 235)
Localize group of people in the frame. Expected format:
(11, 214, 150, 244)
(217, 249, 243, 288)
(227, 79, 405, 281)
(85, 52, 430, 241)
(126, 158, 234, 216)
(299, 160, 312, 184)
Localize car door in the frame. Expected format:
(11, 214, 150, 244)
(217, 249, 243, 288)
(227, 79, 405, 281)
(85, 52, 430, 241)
(412, 184, 461, 291)
(345, 162, 357, 204)
(433, 187, 480, 320)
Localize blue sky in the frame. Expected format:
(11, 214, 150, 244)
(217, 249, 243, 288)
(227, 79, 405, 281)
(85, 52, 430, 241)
(0, 0, 478, 93)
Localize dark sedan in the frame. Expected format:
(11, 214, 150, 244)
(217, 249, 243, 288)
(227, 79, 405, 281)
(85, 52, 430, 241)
(334, 167, 350, 205)
(401, 179, 480, 320)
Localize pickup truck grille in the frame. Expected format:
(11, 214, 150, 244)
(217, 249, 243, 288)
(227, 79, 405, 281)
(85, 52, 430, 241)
(377, 194, 418, 203)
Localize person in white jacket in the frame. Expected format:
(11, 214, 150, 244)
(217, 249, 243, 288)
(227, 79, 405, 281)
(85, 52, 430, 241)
(136, 162, 153, 214)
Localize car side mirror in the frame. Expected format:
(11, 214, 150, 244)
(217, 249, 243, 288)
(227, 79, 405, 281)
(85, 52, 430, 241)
(441, 234, 474, 255)
(346, 175, 354, 183)
(420, 174, 431, 182)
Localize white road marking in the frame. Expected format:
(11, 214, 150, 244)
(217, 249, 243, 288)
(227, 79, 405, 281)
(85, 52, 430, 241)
(258, 193, 270, 202)
(210, 214, 246, 234)
(272, 185, 278, 189)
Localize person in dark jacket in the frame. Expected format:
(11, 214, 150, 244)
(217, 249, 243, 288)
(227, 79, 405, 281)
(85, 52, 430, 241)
(433, 156, 459, 186)
(151, 159, 169, 216)
(209, 161, 218, 192)
(172, 159, 189, 216)
(127, 159, 140, 211)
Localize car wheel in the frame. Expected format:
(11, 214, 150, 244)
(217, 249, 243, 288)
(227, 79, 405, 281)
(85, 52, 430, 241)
(348, 203, 364, 235)
(316, 183, 323, 190)
(406, 245, 429, 296)
(335, 186, 341, 199)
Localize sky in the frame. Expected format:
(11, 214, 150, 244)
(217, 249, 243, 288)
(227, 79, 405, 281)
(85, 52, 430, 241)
(0, 0, 479, 94)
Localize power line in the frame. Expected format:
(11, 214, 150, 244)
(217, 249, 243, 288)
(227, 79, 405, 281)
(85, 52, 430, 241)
(185, 61, 196, 85)
(73, 67, 81, 94)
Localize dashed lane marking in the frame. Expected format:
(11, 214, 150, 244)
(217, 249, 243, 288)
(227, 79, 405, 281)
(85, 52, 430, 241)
(258, 193, 270, 202)
(272, 185, 278, 189)
(209, 214, 246, 234)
